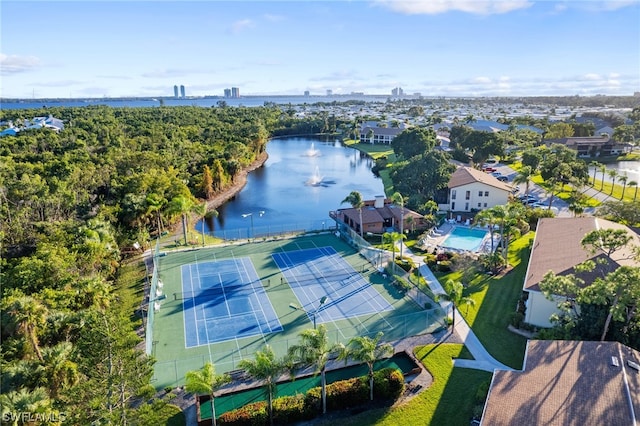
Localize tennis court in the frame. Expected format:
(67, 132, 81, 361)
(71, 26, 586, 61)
(180, 257, 282, 347)
(148, 233, 446, 389)
(273, 246, 393, 326)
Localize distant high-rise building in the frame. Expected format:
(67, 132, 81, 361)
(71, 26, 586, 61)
(326, 89, 332, 96)
(180, 85, 186, 98)
(224, 88, 231, 98)
(174, 85, 179, 98)
(231, 87, 240, 98)
(392, 87, 404, 97)
(304, 90, 310, 97)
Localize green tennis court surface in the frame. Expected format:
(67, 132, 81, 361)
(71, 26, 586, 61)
(150, 233, 445, 388)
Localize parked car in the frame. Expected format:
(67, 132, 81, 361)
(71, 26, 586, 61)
(497, 175, 508, 182)
(511, 186, 520, 193)
(483, 166, 497, 173)
(491, 171, 502, 178)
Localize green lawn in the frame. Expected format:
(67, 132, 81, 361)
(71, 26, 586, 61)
(313, 344, 491, 426)
(438, 233, 533, 369)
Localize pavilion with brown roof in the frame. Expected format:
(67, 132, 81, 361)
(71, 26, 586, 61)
(331, 195, 427, 236)
(481, 340, 640, 425)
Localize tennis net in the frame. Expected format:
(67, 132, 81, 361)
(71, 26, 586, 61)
(286, 270, 358, 286)
(174, 285, 244, 300)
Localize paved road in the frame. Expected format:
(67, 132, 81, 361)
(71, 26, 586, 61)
(494, 163, 616, 218)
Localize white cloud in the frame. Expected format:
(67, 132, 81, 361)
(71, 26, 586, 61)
(32, 80, 84, 87)
(228, 19, 254, 34)
(374, 0, 533, 15)
(472, 76, 492, 84)
(263, 13, 285, 22)
(582, 73, 601, 81)
(0, 53, 41, 75)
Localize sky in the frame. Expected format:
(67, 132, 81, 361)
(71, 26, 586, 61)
(1, 0, 639, 99)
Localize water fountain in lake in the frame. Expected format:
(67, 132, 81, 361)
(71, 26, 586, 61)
(306, 166, 324, 186)
(303, 142, 321, 157)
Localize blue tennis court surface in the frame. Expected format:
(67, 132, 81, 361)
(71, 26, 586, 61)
(181, 257, 282, 347)
(272, 246, 394, 326)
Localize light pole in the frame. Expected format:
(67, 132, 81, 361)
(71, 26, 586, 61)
(241, 211, 265, 240)
(313, 296, 327, 329)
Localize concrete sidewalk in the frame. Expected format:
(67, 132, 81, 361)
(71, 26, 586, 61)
(398, 246, 514, 372)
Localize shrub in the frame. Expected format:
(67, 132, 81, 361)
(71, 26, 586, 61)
(436, 260, 451, 272)
(510, 312, 525, 328)
(424, 253, 437, 267)
(392, 276, 412, 292)
(273, 394, 313, 424)
(218, 401, 268, 425)
(373, 368, 405, 400)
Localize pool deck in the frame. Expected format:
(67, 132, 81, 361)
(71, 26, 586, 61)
(420, 222, 499, 254)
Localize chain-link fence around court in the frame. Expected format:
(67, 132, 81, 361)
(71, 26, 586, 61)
(151, 306, 445, 386)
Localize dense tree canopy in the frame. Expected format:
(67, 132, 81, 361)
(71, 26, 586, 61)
(391, 127, 437, 159)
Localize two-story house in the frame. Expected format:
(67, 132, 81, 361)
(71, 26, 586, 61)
(440, 166, 512, 214)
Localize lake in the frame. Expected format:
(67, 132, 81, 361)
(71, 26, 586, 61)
(589, 161, 640, 184)
(201, 136, 385, 239)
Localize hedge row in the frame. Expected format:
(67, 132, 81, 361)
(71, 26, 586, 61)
(217, 367, 405, 426)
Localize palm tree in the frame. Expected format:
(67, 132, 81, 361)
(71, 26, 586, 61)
(238, 345, 289, 426)
(341, 191, 364, 237)
(382, 231, 405, 267)
(598, 164, 607, 191)
(185, 362, 231, 426)
(366, 128, 374, 144)
(167, 195, 195, 245)
(437, 279, 476, 329)
(618, 175, 628, 200)
(473, 208, 499, 253)
(287, 325, 341, 415)
(629, 180, 638, 202)
(145, 192, 166, 236)
(338, 332, 393, 401)
(390, 192, 406, 255)
(513, 166, 533, 196)
(194, 202, 217, 246)
(41, 342, 79, 398)
(0, 387, 51, 425)
(589, 161, 601, 186)
(607, 169, 618, 196)
(4, 295, 48, 362)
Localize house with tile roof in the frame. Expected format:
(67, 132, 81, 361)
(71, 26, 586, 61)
(481, 339, 640, 426)
(440, 166, 513, 214)
(331, 195, 427, 236)
(523, 217, 640, 328)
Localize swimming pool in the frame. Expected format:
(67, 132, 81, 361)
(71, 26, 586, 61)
(441, 227, 488, 252)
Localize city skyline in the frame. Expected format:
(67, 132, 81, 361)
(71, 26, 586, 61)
(1, 1, 639, 99)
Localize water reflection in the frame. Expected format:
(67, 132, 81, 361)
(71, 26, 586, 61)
(200, 136, 384, 239)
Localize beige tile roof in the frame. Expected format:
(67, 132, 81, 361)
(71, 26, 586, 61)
(524, 217, 640, 292)
(448, 166, 512, 192)
(482, 340, 640, 426)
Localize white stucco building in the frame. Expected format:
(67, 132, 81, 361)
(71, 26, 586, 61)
(441, 166, 512, 213)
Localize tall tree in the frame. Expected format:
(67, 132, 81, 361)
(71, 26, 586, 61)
(629, 180, 638, 202)
(599, 164, 607, 191)
(437, 279, 477, 330)
(580, 267, 640, 341)
(4, 295, 48, 362)
(607, 169, 618, 196)
(185, 362, 231, 426)
(287, 325, 341, 415)
(513, 166, 533, 196)
(341, 191, 364, 237)
(41, 342, 79, 399)
(589, 161, 601, 186)
(618, 175, 628, 200)
(391, 127, 437, 159)
(167, 195, 195, 245)
(382, 231, 405, 265)
(338, 332, 393, 401)
(200, 165, 215, 199)
(238, 345, 289, 426)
